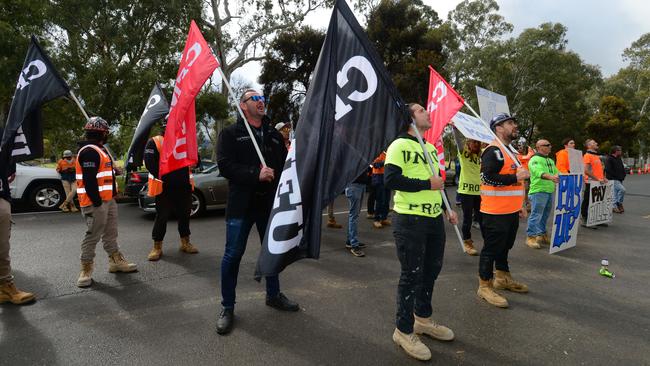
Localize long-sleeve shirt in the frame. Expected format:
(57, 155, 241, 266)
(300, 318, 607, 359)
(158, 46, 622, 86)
(480, 145, 518, 186)
(528, 153, 559, 194)
(77, 142, 116, 207)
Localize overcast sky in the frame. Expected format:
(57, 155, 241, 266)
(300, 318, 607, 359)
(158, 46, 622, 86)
(231, 0, 650, 87)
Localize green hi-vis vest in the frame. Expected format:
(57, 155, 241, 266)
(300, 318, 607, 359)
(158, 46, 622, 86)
(457, 147, 481, 195)
(385, 136, 443, 218)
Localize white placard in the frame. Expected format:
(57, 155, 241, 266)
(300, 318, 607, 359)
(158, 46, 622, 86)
(568, 148, 584, 174)
(586, 181, 614, 227)
(451, 111, 495, 144)
(550, 174, 583, 254)
(476, 86, 510, 123)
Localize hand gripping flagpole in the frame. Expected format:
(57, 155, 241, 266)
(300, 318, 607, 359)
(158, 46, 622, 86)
(410, 122, 466, 253)
(69, 90, 90, 121)
(463, 101, 521, 168)
(216, 67, 267, 167)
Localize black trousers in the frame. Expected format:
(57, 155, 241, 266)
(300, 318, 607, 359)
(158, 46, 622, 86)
(152, 186, 192, 242)
(366, 183, 376, 215)
(458, 193, 481, 240)
(394, 213, 445, 334)
(581, 183, 591, 220)
(479, 212, 518, 280)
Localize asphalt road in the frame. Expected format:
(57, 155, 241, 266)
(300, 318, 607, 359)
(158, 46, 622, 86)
(2, 176, 650, 366)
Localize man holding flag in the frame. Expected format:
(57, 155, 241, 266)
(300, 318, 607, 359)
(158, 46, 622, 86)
(385, 103, 458, 361)
(216, 89, 298, 335)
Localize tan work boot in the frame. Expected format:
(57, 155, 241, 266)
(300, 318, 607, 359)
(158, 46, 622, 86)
(148, 241, 163, 261)
(380, 219, 392, 226)
(541, 234, 550, 245)
(526, 236, 541, 249)
(180, 236, 199, 254)
(108, 251, 138, 273)
(477, 278, 508, 308)
(0, 281, 35, 304)
(69, 204, 79, 213)
(493, 270, 528, 293)
(373, 221, 383, 229)
(392, 328, 431, 361)
(414, 315, 455, 341)
(77, 261, 94, 287)
(463, 239, 478, 256)
(326, 218, 342, 228)
(59, 203, 69, 212)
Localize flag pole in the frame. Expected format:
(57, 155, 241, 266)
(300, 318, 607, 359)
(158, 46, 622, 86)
(410, 122, 466, 253)
(463, 101, 521, 167)
(216, 67, 267, 167)
(69, 90, 90, 121)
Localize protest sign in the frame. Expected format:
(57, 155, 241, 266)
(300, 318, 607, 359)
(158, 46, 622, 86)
(568, 148, 584, 174)
(451, 111, 495, 144)
(550, 174, 583, 254)
(475, 86, 510, 123)
(586, 181, 614, 227)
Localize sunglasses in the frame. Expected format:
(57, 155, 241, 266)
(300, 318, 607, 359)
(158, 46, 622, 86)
(243, 95, 266, 103)
(540, 144, 552, 147)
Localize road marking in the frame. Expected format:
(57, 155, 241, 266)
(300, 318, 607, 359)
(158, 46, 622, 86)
(322, 208, 368, 216)
(12, 210, 66, 216)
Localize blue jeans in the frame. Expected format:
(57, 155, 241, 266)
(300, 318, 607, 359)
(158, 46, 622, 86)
(527, 192, 553, 237)
(611, 180, 625, 206)
(221, 212, 280, 309)
(345, 183, 365, 247)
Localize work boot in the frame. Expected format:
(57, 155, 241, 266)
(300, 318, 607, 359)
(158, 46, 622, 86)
(380, 219, 392, 226)
(0, 281, 35, 305)
(69, 204, 79, 213)
(526, 236, 541, 249)
(366, 213, 374, 219)
(392, 328, 431, 361)
(477, 278, 508, 308)
(147, 241, 163, 261)
(216, 307, 234, 335)
(59, 203, 69, 212)
(619, 204, 625, 213)
(463, 239, 478, 256)
(326, 218, 342, 228)
(413, 315, 455, 341)
(108, 251, 137, 273)
(180, 236, 199, 254)
(612, 206, 622, 214)
(373, 221, 383, 229)
(493, 270, 528, 293)
(541, 234, 550, 245)
(266, 292, 300, 312)
(76, 262, 94, 288)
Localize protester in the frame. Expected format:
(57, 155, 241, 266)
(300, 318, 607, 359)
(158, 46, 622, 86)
(0, 161, 36, 305)
(56, 149, 79, 212)
(371, 151, 390, 228)
(75, 117, 137, 288)
(345, 172, 368, 257)
(581, 139, 608, 227)
(477, 113, 529, 309)
(453, 130, 482, 256)
(385, 103, 458, 361)
(366, 165, 376, 219)
(526, 139, 559, 249)
(555, 138, 575, 173)
(605, 145, 626, 213)
(274, 121, 292, 150)
(515, 138, 535, 211)
(216, 90, 299, 335)
(143, 120, 198, 261)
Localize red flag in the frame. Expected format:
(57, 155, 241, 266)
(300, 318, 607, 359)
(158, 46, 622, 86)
(434, 137, 447, 181)
(423, 65, 464, 144)
(160, 20, 219, 176)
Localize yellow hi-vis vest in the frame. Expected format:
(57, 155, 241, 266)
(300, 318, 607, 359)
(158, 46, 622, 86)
(75, 144, 115, 207)
(147, 135, 194, 197)
(480, 143, 524, 215)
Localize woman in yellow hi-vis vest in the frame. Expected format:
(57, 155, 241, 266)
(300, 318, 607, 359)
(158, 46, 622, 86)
(477, 113, 530, 309)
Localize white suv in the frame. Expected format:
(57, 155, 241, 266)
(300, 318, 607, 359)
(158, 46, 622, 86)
(10, 162, 65, 210)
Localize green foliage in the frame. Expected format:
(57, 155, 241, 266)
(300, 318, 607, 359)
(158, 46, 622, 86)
(586, 96, 638, 154)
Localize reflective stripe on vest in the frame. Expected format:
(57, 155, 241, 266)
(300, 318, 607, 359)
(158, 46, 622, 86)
(75, 144, 114, 207)
(480, 143, 524, 215)
(147, 136, 193, 197)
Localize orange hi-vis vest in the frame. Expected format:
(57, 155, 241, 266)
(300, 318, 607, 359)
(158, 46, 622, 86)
(75, 144, 115, 207)
(480, 143, 525, 215)
(147, 135, 194, 197)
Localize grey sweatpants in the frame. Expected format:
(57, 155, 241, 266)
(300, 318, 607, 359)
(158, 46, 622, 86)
(80, 199, 119, 263)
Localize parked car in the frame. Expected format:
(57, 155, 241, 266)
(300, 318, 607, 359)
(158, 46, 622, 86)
(10, 162, 65, 210)
(138, 164, 228, 217)
(125, 160, 217, 199)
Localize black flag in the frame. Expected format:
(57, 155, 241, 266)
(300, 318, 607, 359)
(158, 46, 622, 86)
(0, 36, 70, 163)
(125, 83, 170, 171)
(255, 0, 409, 277)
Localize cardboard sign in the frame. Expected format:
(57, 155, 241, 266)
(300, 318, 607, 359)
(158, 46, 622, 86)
(550, 174, 583, 254)
(586, 181, 614, 227)
(476, 86, 510, 124)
